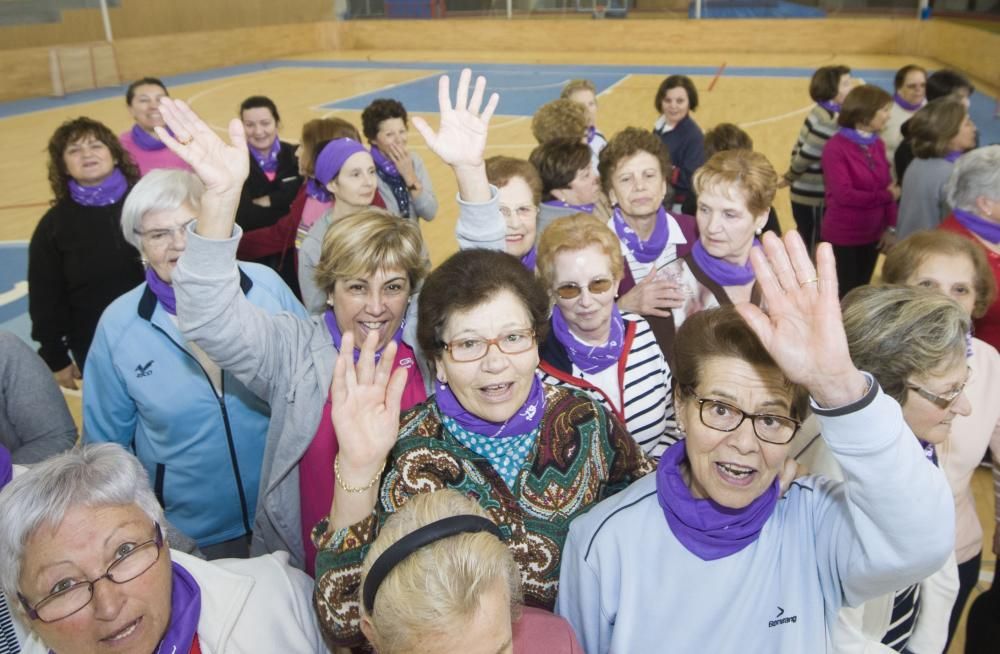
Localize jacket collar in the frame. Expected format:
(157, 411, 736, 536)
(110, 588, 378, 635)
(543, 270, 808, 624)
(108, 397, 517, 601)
(138, 268, 254, 321)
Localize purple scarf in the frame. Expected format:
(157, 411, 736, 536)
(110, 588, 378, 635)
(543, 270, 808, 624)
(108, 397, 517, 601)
(894, 93, 924, 113)
(68, 168, 128, 207)
(436, 374, 545, 439)
(371, 145, 412, 218)
(586, 125, 597, 144)
(552, 304, 625, 374)
(543, 199, 595, 214)
(145, 268, 176, 315)
(656, 440, 778, 561)
(944, 150, 963, 163)
(819, 100, 841, 114)
(954, 209, 1000, 244)
(837, 127, 878, 147)
(324, 309, 402, 362)
(155, 563, 201, 654)
(130, 123, 167, 151)
(691, 239, 759, 287)
(250, 138, 281, 174)
(306, 177, 333, 203)
(612, 205, 669, 264)
(0, 445, 11, 490)
(520, 246, 537, 271)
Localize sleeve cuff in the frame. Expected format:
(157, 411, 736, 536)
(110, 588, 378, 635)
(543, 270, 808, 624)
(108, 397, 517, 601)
(810, 372, 878, 417)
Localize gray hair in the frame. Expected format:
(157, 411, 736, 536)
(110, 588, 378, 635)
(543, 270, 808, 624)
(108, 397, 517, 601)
(0, 443, 164, 603)
(945, 145, 1000, 213)
(121, 169, 204, 252)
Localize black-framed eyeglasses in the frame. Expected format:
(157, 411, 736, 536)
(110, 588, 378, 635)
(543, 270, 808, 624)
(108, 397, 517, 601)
(442, 329, 536, 363)
(18, 522, 163, 623)
(684, 389, 801, 445)
(555, 278, 615, 300)
(907, 369, 970, 410)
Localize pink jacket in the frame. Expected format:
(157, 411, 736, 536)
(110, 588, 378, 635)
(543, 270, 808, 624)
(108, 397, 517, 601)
(513, 607, 583, 653)
(820, 132, 896, 246)
(119, 128, 192, 177)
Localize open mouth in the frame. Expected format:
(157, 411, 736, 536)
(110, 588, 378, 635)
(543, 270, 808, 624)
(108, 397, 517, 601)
(479, 382, 514, 401)
(715, 462, 757, 487)
(358, 320, 388, 337)
(101, 616, 142, 643)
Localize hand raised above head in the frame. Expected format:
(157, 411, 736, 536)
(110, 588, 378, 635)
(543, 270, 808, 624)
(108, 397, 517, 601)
(412, 68, 499, 170)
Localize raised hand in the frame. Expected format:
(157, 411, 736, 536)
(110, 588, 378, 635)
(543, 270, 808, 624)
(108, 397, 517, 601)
(412, 68, 499, 170)
(735, 231, 868, 408)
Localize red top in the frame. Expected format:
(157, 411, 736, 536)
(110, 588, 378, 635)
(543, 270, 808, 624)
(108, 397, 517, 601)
(513, 607, 584, 653)
(820, 132, 897, 246)
(940, 214, 1000, 351)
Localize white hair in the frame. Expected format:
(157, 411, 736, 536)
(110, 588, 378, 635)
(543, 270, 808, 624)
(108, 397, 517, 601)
(0, 444, 164, 603)
(946, 145, 1000, 213)
(121, 168, 204, 252)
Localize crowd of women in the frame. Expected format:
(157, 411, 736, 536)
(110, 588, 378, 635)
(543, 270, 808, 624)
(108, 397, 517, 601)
(1, 61, 998, 654)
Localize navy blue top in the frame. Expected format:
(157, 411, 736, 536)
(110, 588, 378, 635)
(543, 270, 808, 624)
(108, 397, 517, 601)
(654, 115, 706, 201)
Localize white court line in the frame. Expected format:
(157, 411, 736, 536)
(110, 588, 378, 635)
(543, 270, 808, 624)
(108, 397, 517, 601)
(599, 73, 632, 97)
(186, 78, 246, 107)
(739, 103, 815, 128)
(308, 72, 443, 114)
(492, 79, 569, 92)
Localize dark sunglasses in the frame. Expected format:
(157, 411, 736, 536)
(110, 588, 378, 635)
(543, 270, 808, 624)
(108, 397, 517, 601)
(555, 278, 615, 300)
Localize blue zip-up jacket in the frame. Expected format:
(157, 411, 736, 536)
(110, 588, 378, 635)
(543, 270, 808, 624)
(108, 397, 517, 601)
(83, 264, 307, 547)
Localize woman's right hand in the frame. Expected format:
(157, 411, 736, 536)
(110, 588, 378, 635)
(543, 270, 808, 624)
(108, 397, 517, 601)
(887, 183, 901, 202)
(412, 68, 499, 171)
(617, 273, 685, 318)
(53, 362, 81, 390)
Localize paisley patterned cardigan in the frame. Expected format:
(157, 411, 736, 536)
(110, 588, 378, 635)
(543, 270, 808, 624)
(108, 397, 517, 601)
(312, 383, 655, 648)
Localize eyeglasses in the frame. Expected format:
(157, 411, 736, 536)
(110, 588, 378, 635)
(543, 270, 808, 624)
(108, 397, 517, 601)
(134, 220, 195, 246)
(684, 390, 801, 445)
(555, 278, 615, 300)
(907, 370, 969, 410)
(18, 523, 163, 623)
(498, 205, 537, 220)
(442, 329, 536, 362)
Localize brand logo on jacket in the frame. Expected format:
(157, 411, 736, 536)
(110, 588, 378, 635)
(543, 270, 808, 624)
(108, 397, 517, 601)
(768, 606, 797, 628)
(135, 360, 154, 378)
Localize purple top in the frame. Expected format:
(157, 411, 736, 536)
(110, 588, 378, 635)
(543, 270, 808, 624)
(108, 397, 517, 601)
(820, 132, 897, 246)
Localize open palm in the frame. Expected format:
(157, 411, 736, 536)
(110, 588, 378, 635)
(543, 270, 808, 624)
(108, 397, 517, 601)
(412, 68, 499, 169)
(155, 97, 249, 195)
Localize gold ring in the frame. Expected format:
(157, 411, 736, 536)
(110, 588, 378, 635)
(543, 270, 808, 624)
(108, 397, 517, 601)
(177, 135, 193, 146)
(799, 277, 819, 286)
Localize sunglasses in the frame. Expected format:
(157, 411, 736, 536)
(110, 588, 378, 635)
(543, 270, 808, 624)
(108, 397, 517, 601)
(555, 278, 615, 300)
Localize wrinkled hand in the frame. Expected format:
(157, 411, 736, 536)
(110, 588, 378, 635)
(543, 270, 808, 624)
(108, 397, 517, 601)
(385, 142, 417, 185)
(617, 272, 685, 318)
(154, 98, 249, 196)
(53, 362, 81, 391)
(735, 232, 867, 408)
(330, 330, 408, 481)
(412, 68, 499, 170)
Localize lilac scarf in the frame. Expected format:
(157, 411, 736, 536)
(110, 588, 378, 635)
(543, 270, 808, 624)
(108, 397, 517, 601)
(819, 100, 841, 114)
(586, 125, 597, 145)
(306, 177, 333, 203)
(944, 150, 963, 163)
(954, 209, 1000, 244)
(371, 145, 412, 218)
(543, 199, 595, 214)
(656, 440, 778, 561)
(552, 304, 625, 374)
(250, 138, 281, 174)
(612, 205, 669, 264)
(0, 445, 11, 490)
(68, 168, 128, 207)
(436, 374, 545, 439)
(324, 309, 402, 362)
(146, 268, 177, 315)
(156, 563, 201, 654)
(130, 123, 167, 151)
(837, 127, 878, 147)
(520, 246, 537, 271)
(691, 239, 759, 287)
(894, 93, 924, 113)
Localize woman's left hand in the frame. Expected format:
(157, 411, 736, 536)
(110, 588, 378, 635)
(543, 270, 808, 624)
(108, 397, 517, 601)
(735, 231, 868, 408)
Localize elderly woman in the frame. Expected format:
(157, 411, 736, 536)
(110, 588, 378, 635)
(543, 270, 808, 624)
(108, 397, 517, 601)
(536, 213, 676, 458)
(792, 285, 969, 653)
(530, 138, 602, 235)
(118, 77, 191, 176)
(652, 75, 705, 208)
(783, 65, 853, 255)
(881, 64, 927, 174)
(0, 443, 324, 653)
(314, 247, 652, 647)
(235, 95, 302, 232)
(882, 231, 1000, 647)
(359, 489, 582, 653)
(555, 232, 955, 653)
(821, 84, 898, 297)
(896, 98, 977, 239)
(895, 69, 975, 184)
(29, 117, 145, 389)
(362, 98, 438, 222)
(939, 145, 1000, 352)
(82, 169, 306, 559)
(561, 79, 606, 170)
(482, 156, 544, 269)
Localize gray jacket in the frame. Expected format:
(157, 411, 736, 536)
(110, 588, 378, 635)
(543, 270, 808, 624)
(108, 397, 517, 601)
(377, 150, 438, 222)
(897, 157, 954, 240)
(173, 189, 503, 568)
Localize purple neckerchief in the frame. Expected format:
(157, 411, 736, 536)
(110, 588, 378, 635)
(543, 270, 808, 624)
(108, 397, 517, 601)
(552, 304, 625, 374)
(819, 100, 841, 114)
(894, 93, 925, 113)
(919, 440, 939, 466)
(656, 440, 778, 561)
(944, 150, 963, 163)
(250, 137, 281, 174)
(145, 268, 176, 315)
(691, 238, 759, 287)
(68, 168, 129, 207)
(612, 205, 669, 264)
(324, 309, 402, 362)
(587, 125, 597, 144)
(543, 199, 595, 214)
(436, 374, 545, 439)
(155, 563, 201, 654)
(0, 445, 11, 489)
(306, 177, 333, 203)
(371, 145, 412, 218)
(520, 246, 537, 271)
(837, 127, 878, 147)
(954, 209, 1000, 244)
(131, 123, 167, 151)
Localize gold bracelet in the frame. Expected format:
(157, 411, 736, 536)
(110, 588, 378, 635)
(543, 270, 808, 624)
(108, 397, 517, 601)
(334, 455, 385, 493)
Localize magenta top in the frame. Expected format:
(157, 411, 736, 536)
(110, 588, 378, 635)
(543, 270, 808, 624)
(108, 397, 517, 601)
(820, 132, 897, 246)
(119, 129, 192, 177)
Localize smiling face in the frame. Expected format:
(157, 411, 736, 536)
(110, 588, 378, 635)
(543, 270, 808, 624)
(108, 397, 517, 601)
(696, 185, 768, 267)
(608, 151, 667, 221)
(834, 73, 854, 105)
(552, 244, 619, 345)
(127, 84, 167, 133)
(498, 177, 538, 258)
(241, 106, 278, 155)
(19, 504, 172, 654)
(905, 252, 978, 317)
(902, 358, 972, 445)
(372, 117, 408, 152)
(898, 69, 927, 106)
(947, 113, 978, 153)
(660, 87, 690, 127)
(436, 289, 540, 424)
(138, 203, 195, 284)
(554, 166, 602, 207)
(567, 89, 598, 128)
(328, 268, 410, 352)
(677, 356, 794, 509)
(328, 151, 377, 210)
(63, 134, 116, 187)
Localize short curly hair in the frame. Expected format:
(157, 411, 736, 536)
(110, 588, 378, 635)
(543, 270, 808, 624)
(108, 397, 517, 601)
(531, 99, 588, 144)
(47, 117, 139, 204)
(362, 98, 408, 142)
(654, 75, 699, 114)
(528, 139, 592, 200)
(597, 128, 671, 197)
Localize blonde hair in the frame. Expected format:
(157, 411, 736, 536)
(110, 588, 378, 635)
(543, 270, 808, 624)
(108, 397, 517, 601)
(313, 209, 429, 296)
(537, 213, 625, 293)
(692, 149, 778, 217)
(531, 99, 588, 144)
(361, 490, 522, 653)
(561, 79, 596, 99)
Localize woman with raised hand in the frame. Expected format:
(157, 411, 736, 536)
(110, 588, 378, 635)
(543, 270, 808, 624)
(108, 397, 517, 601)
(555, 232, 955, 653)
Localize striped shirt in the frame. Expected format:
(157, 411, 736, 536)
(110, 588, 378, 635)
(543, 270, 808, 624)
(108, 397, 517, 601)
(786, 104, 838, 207)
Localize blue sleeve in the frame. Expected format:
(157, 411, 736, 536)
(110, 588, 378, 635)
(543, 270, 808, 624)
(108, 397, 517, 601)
(555, 526, 614, 654)
(82, 319, 138, 447)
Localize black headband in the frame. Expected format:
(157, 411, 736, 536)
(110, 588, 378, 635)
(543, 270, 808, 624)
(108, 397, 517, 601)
(362, 515, 504, 614)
